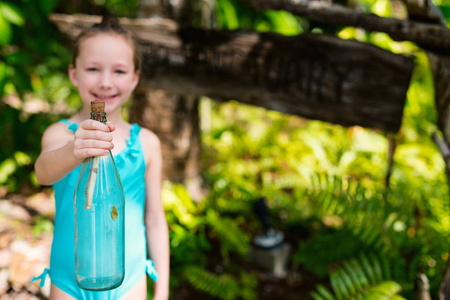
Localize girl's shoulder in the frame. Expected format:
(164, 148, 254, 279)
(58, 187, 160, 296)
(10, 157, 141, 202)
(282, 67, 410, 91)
(44, 120, 76, 137)
(139, 127, 161, 150)
(138, 127, 162, 165)
(40, 120, 75, 152)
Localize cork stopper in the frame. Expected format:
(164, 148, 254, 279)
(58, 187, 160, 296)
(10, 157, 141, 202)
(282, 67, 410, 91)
(91, 100, 105, 113)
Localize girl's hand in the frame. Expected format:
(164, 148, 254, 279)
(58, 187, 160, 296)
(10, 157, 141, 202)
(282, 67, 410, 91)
(73, 120, 115, 162)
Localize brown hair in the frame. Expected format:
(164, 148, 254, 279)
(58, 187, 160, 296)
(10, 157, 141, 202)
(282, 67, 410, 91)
(72, 15, 141, 71)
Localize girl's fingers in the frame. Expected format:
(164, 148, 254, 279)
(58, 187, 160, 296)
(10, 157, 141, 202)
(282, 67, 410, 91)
(74, 148, 110, 161)
(74, 139, 114, 150)
(82, 130, 113, 142)
(79, 119, 111, 132)
(73, 141, 113, 161)
(105, 122, 116, 132)
(73, 119, 115, 162)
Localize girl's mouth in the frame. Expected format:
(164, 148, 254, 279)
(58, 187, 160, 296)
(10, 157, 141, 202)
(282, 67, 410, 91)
(93, 94, 117, 102)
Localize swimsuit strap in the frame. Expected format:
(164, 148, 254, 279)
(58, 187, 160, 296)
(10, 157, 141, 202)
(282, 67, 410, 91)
(146, 259, 159, 282)
(59, 119, 78, 133)
(31, 268, 50, 287)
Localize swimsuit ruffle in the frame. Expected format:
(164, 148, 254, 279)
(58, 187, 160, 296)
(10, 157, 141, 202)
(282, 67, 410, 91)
(59, 120, 141, 169)
(68, 122, 78, 133)
(115, 124, 141, 168)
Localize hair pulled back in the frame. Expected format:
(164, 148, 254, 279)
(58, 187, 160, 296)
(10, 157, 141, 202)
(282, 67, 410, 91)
(72, 15, 141, 71)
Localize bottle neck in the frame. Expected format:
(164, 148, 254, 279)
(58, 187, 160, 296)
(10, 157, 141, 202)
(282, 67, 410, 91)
(90, 112, 107, 123)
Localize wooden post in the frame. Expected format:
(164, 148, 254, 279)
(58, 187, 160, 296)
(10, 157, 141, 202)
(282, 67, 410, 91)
(131, 0, 204, 199)
(129, 87, 203, 198)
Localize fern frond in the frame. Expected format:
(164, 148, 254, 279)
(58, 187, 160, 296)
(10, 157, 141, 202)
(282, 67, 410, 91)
(162, 181, 198, 226)
(312, 254, 406, 300)
(213, 196, 249, 214)
(184, 266, 258, 300)
(205, 210, 250, 256)
(184, 266, 239, 300)
(311, 284, 335, 300)
(364, 281, 403, 299)
(271, 173, 304, 189)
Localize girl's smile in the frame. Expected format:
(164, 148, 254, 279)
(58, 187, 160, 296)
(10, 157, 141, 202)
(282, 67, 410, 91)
(93, 93, 118, 102)
(68, 34, 140, 119)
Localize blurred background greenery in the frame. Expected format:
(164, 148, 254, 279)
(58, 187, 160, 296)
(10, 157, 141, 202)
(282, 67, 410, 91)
(2, 0, 450, 299)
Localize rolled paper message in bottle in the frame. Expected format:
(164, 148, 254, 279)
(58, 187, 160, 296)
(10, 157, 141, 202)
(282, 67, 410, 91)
(73, 100, 125, 291)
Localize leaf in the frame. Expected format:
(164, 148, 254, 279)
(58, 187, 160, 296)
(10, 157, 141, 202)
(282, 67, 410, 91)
(314, 284, 335, 300)
(348, 258, 369, 288)
(184, 266, 240, 300)
(342, 260, 363, 292)
(0, 11, 12, 45)
(0, 158, 16, 184)
(218, 0, 240, 29)
(369, 253, 383, 282)
(0, 61, 7, 96)
(0, 2, 24, 26)
(38, 0, 59, 14)
(5, 50, 32, 66)
(174, 184, 197, 213)
(364, 281, 403, 299)
(330, 271, 345, 300)
(360, 253, 377, 284)
(111, 206, 118, 220)
(264, 10, 301, 36)
(334, 267, 355, 297)
(438, 5, 450, 20)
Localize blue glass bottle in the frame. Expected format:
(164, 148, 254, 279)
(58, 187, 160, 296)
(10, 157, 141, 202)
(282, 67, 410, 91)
(74, 100, 125, 291)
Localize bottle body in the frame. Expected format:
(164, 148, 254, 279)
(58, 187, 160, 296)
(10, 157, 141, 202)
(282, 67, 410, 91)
(74, 151, 125, 291)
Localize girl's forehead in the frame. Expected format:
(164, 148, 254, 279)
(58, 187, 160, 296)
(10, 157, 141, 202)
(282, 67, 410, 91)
(77, 34, 134, 61)
(79, 33, 134, 52)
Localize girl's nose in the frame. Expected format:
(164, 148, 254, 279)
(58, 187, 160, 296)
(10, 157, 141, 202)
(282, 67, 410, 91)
(99, 72, 112, 88)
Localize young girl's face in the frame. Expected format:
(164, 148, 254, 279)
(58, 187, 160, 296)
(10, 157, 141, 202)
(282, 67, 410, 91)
(69, 34, 139, 115)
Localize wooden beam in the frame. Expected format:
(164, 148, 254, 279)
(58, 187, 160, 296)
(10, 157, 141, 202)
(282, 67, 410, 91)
(242, 0, 450, 53)
(50, 13, 413, 132)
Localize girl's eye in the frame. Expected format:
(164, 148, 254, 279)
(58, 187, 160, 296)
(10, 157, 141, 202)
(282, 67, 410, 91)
(87, 68, 98, 72)
(115, 70, 127, 74)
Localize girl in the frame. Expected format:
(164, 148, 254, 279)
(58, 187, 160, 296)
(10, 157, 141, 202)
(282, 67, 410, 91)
(33, 16, 169, 300)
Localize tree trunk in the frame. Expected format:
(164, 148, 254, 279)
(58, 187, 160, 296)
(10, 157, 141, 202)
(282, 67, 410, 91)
(129, 87, 203, 198)
(131, 0, 204, 199)
(427, 51, 450, 299)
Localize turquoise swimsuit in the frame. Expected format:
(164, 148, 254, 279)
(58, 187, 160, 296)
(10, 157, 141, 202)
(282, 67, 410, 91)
(32, 120, 158, 299)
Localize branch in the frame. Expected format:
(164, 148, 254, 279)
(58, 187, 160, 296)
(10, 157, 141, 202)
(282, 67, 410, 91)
(241, 0, 450, 52)
(401, 0, 446, 25)
(49, 13, 412, 132)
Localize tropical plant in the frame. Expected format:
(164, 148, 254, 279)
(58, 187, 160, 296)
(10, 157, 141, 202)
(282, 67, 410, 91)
(163, 181, 258, 299)
(0, 0, 76, 193)
(311, 253, 406, 300)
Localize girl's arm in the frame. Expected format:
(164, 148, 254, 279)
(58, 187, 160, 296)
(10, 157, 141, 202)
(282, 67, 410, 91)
(142, 129, 170, 300)
(35, 120, 114, 186)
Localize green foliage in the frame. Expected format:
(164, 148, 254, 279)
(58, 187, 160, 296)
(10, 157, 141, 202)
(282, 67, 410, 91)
(0, 104, 65, 192)
(311, 254, 406, 300)
(215, 0, 302, 35)
(184, 266, 257, 300)
(90, 0, 140, 18)
(163, 182, 257, 299)
(205, 210, 250, 257)
(32, 215, 54, 236)
(200, 78, 449, 298)
(0, 0, 77, 193)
